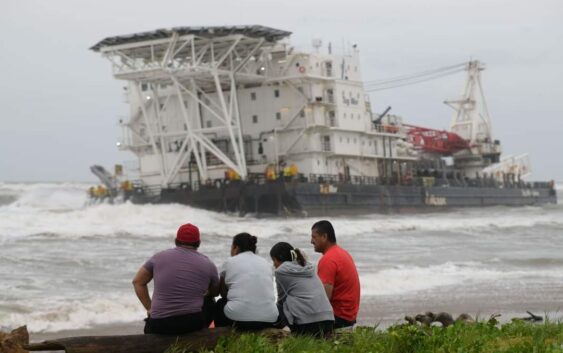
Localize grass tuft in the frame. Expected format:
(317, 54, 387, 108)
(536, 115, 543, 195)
(166, 321, 563, 353)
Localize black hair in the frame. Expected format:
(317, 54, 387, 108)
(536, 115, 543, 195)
(175, 239, 200, 248)
(270, 242, 306, 267)
(311, 220, 336, 243)
(232, 232, 257, 253)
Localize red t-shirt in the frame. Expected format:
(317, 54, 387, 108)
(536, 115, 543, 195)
(317, 245, 360, 322)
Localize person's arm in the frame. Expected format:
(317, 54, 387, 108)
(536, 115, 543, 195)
(317, 258, 337, 301)
(206, 262, 221, 297)
(219, 276, 228, 298)
(132, 266, 153, 313)
(323, 283, 334, 300)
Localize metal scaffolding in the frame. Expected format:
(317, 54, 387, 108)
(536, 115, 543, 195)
(92, 26, 291, 185)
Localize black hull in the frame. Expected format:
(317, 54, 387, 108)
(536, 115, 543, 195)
(131, 181, 557, 217)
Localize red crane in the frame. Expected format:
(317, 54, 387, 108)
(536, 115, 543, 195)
(405, 124, 470, 155)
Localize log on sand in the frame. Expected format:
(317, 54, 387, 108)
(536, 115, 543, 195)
(24, 327, 233, 353)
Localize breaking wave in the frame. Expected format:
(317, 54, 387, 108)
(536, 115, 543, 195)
(3, 294, 142, 333)
(360, 261, 563, 296)
(0, 183, 562, 241)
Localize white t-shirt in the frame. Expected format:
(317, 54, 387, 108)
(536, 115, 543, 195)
(220, 251, 278, 322)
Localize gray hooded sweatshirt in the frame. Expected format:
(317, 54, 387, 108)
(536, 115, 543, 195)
(275, 261, 334, 325)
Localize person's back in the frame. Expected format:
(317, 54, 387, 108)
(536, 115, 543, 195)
(133, 223, 219, 335)
(148, 247, 216, 318)
(215, 233, 278, 330)
(317, 244, 360, 325)
(222, 251, 278, 322)
(271, 242, 334, 337)
(310, 220, 360, 328)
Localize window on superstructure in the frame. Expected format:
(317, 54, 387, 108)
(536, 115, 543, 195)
(141, 83, 148, 91)
(252, 115, 258, 123)
(206, 121, 212, 128)
(274, 89, 280, 98)
(276, 112, 281, 120)
(299, 109, 305, 118)
(322, 136, 331, 152)
(374, 141, 378, 155)
(328, 111, 336, 127)
(251, 92, 256, 101)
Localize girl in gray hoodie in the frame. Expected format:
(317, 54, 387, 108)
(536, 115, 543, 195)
(270, 242, 334, 338)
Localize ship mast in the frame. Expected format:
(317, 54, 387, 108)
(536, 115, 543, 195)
(444, 60, 501, 176)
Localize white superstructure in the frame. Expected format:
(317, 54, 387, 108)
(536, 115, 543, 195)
(92, 26, 415, 194)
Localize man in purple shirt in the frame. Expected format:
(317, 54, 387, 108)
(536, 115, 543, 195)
(133, 223, 219, 334)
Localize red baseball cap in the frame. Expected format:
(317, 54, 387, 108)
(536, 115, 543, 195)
(176, 223, 200, 243)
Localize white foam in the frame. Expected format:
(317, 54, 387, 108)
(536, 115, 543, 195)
(0, 183, 89, 211)
(1, 185, 562, 241)
(4, 294, 143, 333)
(360, 262, 563, 296)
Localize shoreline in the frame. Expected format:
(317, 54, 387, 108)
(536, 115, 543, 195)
(29, 295, 563, 343)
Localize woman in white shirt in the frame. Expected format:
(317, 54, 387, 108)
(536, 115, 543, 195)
(214, 233, 279, 330)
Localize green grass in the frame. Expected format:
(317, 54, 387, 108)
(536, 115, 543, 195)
(166, 320, 563, 353)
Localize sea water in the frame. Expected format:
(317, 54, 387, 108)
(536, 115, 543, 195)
(0, 182, 562, 332)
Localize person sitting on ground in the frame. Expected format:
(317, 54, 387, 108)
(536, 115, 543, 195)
(310, 220, 361, 329)
(270, 242, 334, 338)
(132, 223, 219, 335)
(214, 233, 279, 331)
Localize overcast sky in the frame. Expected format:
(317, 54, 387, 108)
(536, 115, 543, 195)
(1, 0, 561, 182)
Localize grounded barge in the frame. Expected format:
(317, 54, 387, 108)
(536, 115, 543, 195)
(89, 25, 557, 216)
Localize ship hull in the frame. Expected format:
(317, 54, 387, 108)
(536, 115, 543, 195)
(130, 181, 557, 216)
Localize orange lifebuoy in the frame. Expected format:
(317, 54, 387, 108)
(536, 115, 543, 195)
(298, 66, 306, 73)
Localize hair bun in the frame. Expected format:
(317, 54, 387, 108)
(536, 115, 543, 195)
(250, 236, 257, 245)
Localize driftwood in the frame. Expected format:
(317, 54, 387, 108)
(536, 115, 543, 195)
(0, 326, 29, 353)
(25, 327, 233, 353)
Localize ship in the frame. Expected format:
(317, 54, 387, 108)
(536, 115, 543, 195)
(89, 25, 557, 216)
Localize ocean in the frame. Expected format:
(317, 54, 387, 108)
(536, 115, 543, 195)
(1, 182, 562, 333)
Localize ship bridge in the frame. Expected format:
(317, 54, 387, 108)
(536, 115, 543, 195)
(91, 26, 291, 185)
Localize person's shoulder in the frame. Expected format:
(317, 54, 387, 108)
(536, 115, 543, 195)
(152, 247, 176, 257)
(323, 245, 353, 262)
(196, 252, 218, 266)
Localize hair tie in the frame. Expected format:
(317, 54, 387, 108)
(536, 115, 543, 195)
(290, 250, 297, 262)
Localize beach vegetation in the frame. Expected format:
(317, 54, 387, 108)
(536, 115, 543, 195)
(166, 320, 563, 353)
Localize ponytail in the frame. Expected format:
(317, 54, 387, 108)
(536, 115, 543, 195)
(292, 248, 306, 267)
(270, 242, 307, 267)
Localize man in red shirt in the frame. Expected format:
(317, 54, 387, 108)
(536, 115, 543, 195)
(311, 220, 360, 328)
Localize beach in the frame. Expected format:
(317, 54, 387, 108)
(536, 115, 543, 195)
(1, 182, 562, 343)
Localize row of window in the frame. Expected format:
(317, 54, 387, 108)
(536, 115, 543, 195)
(321, 135, 381, 154)
(250, 89, 280, 100)
(250, 110, 304, 124)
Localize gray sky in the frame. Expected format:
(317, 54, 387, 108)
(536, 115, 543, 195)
(1, 0, 562, 182)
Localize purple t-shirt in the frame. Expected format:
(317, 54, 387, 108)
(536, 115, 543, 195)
(144, 247, 219, 319)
